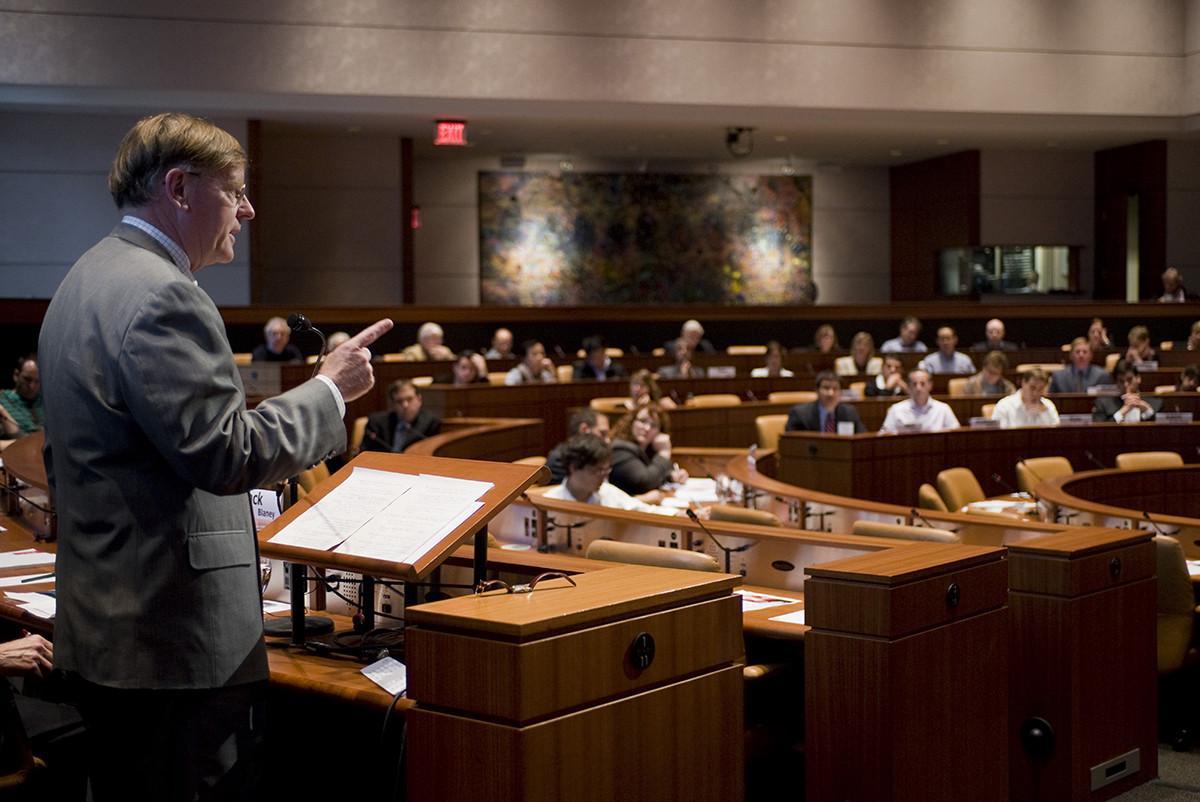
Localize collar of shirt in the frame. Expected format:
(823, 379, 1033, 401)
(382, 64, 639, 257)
(121, 215, 193, 281)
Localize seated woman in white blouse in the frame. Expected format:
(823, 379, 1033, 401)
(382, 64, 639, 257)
(991, 368, 1060, 429)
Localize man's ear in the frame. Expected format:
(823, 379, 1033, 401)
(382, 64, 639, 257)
(163, 167, 189, 210)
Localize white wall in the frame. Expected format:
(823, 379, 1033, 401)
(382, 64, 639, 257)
(979, 149, 1095, 294)
(413, 155, 890, 305)
(0, 111, 251, 304)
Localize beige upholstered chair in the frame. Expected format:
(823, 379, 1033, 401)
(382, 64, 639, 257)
(1015, 363, 1064, 374)
(382, 352, 408, 363)
(411, 375, 433, 387)
(555, 364, 574, 383)
(1155, 534, 1199, 747)
(297, 462, 331, 494)
(918, 483, 948, 512)
(585, 539, 720, 572)
(232, 352, 252, 366)
(947, 378, 969, 397)
(1015, 456, 1073, 494)
(1155, 384, 1178, 394)
(1115, 451, 1184, 470)
(726, 345, 767, 355)
(1105, 352, 1121, 372)
(707, 504, 781, 527)
(767, 391, 816, 404)
(755, 414, 789, 450)
(686, 394, 741, 407)
(487, 371, 509, 385)
(848, 381, 866, 397)
(349, 416, 369, 455)
(981, 403, 996, 419)
(936, 467, 986, 511)
(851, 520, 959, 543)
(589, 396, 630, 413)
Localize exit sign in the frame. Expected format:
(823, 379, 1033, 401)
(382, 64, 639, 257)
(434, 120, 468, 146)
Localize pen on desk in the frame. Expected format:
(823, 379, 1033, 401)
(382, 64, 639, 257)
(20, 572, 54, 583)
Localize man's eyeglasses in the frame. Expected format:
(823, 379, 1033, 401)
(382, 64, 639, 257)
(184, 170, 248, 207)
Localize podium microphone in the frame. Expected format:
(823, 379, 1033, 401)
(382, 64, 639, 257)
(288, 312, 328, 377)
(685, 507, 750, 574)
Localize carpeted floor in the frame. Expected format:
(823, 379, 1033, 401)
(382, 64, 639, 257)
(1113, 746, 1200, 800)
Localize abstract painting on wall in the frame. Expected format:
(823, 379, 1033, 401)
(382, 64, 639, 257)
(479, 172, 813, 305)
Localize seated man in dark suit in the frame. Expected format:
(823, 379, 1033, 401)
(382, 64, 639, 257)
(251, 316, 303, 363)
(572, 336, 627, 381)
(546, 408, 611, 484)
(1049, 337, 1111, 394)
(363, 379, 441, 452)
(1093, 360, 1162, 423)
(785, 371, 866, 433)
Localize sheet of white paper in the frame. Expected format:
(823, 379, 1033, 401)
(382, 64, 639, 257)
(418, 473, 494, 501)
(6, 591, 55, 618)
(335, 497, 484, 565)
(1187, 560, 1200, 578)
(769, 609, 807, 625)
(261, 600, 291, 614)
(673, 478, 719, 503)
(268, 468, 417, 549)
(0, 550, 55, 568)
(736, 588, 801, 612)
(0, 573, 55, 588)
(361, 656, 407, 695)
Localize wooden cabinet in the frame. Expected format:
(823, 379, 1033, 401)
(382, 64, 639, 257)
(1007, 528, 1157, 801)
(405, 565, 745, 801)
(805, 543, 1010, 801)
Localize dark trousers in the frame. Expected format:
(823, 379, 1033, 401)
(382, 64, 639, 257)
(75, 677, 267, 802)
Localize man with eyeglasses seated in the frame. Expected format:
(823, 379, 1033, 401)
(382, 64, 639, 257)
(543, 434, 679, 516)
(251, 316, 304, 363)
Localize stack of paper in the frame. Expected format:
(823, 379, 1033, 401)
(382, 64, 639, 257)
(6, 591, 55, 618)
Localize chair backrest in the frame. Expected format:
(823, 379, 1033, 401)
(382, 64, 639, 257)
(1105, 352, 1120, 372)
(585, 539, 720, 572)
(1154, 384, 1177, 394)
(589, 396, 630, 413)
(848, 381, 866, 397)
(936, 467, 985, 511)
(1115, 451, 1184, 470)
(349, 416, 369, 454)
(232, 352, 252, 366)
(1015, 456, 1073, 494)
(726, 345, 767, 355)
(1015, 363, 1064, 373)
(755, 414, 789, 450)
(767, 391, 816, 404)
(411, 375, 433, 387)
(686, 394, 741, 408)
(1155, 535, 1196, 673)
(297, 462, 331, 493)
(555, 364, 574, 383)
(851, 520, 959, 543)
(305, 354, 320, 365)
(382, 352, 408, 363)
(707, 504, 781, 527)
(918, 483, 948, 512)
(947, 377, 969, 397)
(1160, 340, 1174, 352)
(487, 371, 509, 385)
(981, 403, 996, 419)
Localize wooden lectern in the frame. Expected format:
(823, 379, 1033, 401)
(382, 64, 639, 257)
(805, 542, 1010, 801)
(1007, 528, 1157, 801)
(405, 564, 745, 801)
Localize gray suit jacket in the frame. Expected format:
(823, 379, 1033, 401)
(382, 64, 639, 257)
(39, 223, 346, 690)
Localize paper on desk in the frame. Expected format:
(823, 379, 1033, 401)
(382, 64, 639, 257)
(361, 656, 407, 696)
(0, 573, 54, 588)
(1187, 560, 1200, 578)
(261, 599, 291, 614)
(769, 609, 807, 626)
(0, 550, 54, 569)
(268, 468, 417, 549)
(335, 495, 484, 565)
(418, 473, 492, 501)
(736, 588, 802, 612)
(673, 478, 719, 504)
(6, 591, 55, 618)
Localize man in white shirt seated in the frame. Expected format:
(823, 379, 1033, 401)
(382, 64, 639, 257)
(880, 316, 928, 353)
(991, 368, 1060, 429)
(543, 434, 679, 516)
(918, 327, 975, 374)
(879, 368, 960, 433)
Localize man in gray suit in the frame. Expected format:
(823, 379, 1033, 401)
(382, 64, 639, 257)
(39, 112, 392, 801)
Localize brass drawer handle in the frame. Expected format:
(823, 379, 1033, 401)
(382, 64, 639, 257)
(946, 582, 960, 608)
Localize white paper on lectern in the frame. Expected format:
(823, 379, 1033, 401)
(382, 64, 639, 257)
(0, 550, 55, 569)
(334, 496, 484, 564)
(417, 473, 493, 500)
(267, 467, 416, 550)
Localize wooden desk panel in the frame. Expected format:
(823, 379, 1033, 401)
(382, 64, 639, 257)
(778, 423, 1200, 507)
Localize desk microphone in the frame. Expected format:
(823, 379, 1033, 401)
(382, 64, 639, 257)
(685, 508, 750, 574)
(1083, 450, 1106, 470)
(991, 472, 1020, 497)
(288, 312, 327, 378)
(1142, 511, 1174, 537)
(363, 429, 397, 453)
(910, 508, 957, 533)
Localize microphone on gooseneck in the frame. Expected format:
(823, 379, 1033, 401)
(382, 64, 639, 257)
(1142, 511, 1168, 537)
(991, 473, 1020, 496)
(363, 430, 397, 453)
(1083, 450, 1106, 470)
(910, 508, 939, 530)
(288, 312, 327, 378)
(685, 507, 750, 574)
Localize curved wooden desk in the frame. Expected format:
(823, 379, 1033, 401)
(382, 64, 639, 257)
(403, 416, 544, 462)
(1037, 465, 1200, 558)
(1, 431, 46, 492)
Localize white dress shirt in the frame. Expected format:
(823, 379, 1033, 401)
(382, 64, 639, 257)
(544, 481, 678, 516)
(879, 397, 960, 433)
(991, 392, 1059, 429)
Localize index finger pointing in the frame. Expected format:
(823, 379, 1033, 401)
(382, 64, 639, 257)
(345, 318, 394, 350)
